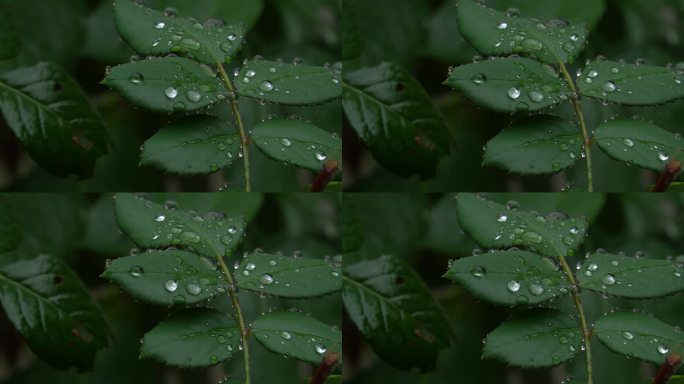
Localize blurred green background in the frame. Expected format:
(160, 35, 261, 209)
(0, 192, 341, 383)
(344, 193, 684, 383)
(343, 0, 684, 192)
(0, 0, 341, 192)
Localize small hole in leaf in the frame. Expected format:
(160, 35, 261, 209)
(395, 83, 405, 92)
(53, 82, 64, 92)
(53, 275, 64, 284)
(394, 275, 405, 285)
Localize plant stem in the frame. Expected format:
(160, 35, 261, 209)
(558, 255, 593, 384)
(559, 62, 594, 192)
(216, 255, 251, 384)
(217, 62, 252, 192)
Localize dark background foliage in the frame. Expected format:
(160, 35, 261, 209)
(343, 0, 684, 192)
(343, 193, 684, 384)
(0, 0, 341, 192)
(0, 193, 341, 383)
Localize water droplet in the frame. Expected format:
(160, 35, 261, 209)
(228, 226, 238, 234)
(186, 90, 202, 102)
(522, 231, 543, 244)
(601, 274, 616, 285)
(569, 33, 579, 42)
(570, 226, 579, 234)
(154, 213, 165, 222)
(129, 266, 143, 277)
(280, 331, 292, 340)
(497, 21, 508, 29)
(187, 283, 202, 295)
(245, 262, 256, 271)
(602, 81, 617, 92)
(164, 7, 177, 17)
(508, 87, 521, 100)
(260, 80, 274, 92)
(210, 355, 218, 364)
(623, 138, 634, 148)
(180, 231, 200, 243)
(180, 38, 200, 50)
(528, 90, 544, 103)
(588, 263, 598, 271)
(315, 151, 327, 161)
(221, 42, 233, 53)
(507, 280, 521, 292)
(165, 87, 178, 99)
(506, 200, 520, 211)
(314, 344, 326, 354)
(280, 138, 292, 147)
(658, 344, 669, 354)
(552, 163, 561, 172)
(528, 283, 544, 296)
(523, 39, 543, 51)
(506, 7, 520, 17)
(496, 213, 508, 223)
(588, 70, 598, 78)
(259, 273, 274, 285)
(563, 42, 575, 53)
(622, 331, 634, 340)
(471, 73, 486, 85)
(658, 151, 669, 161)
(246, 69, 256, 78)
(154, 21, 165, 29)
(129, 73, 143, 84)
(471, 267, 485, 277)
(165, 280, 178, 292)
(227, 33, 238, 41)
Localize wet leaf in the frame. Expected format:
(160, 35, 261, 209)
(594, 312, 684, 364)
(0, 62, 110, 178)
(577, 252, 684, 298)
(234, 251, 341, 298)
(102, 249, 229, 306)
(141, 115, 240, 175)
(456, 193, 588, 258)
(251, 119, 341, 172)
(0, 255, 109, 370)
(444, 250, 571, 306)
(235, 59, 341, 105)
(114, 193, 245, 258)
(594, 119, 683, 172)
(483, 115, 582, 174)
(113, 0, 245, 65)
(483, 308, 581, 367)
(149, 0, 264, 30)
(343, 62, 450, 178)
(342, 255, 450, 372)
(251, 311, 341, 364)
(102, 57, 227, 113)
(141, 308, 240, 367)
(444, 57, 571, 113)
(578, 60, 684, 105)
(457, 0, 588, 65)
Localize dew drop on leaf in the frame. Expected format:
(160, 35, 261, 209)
(507, 87, 521, 100)
(129, 266, 143, 277)
(280, 331, 292, 340)
(622, 331, 634, 340)
(129, 73, 143, 84)
(471, 267, 485, 277)
(259, 273, 274, 285)
(260, 80, 274, 92)
(507, 280, 521, 292)
(601, 274, 616, 285)
(180, 231, 200, 243)
(602, 81, 617, 92)
(315, 151, 327, 161)
(165, 87, 178, 99)
(314, 343, 327, 354)
(165, 280, 178, 292)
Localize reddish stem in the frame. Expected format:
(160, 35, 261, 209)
(309, 160, 339, 192)
(653, 160, 682, 192)
(308, 353, 339, 384)
(652, 353, 681, 384)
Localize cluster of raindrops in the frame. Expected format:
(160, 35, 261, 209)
(601, 129, 680, 165)
(602, 326, 676, 357)
(257, 132, 339, 166)
(480, 195, 587, 256)
(258, 327, 330, 357)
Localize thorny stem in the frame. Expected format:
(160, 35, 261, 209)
(216, 255, 251, 384)
(217, 62, 252, 192)
(559, 62, 594, 192)
(558, 255, 593, 384)
(308, 353, 339, 384)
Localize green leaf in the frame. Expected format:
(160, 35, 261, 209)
(444, 57, 571, 113)
(343, 62, 450, 178)
(483, 308, 581, 368)
(114, 193, 245, 258)
(483, 115, 583, 174)
(594, 312, 684, 364)
(235, 60, 341, 105)
(82, 195, 134, 256)
(149, 0, 264, 30)
(141, 308, 240, 367)
(0, 200, 20, 253)
(578, 60, 684, 105)
(102, 250, 229, 306)
(0, 62, 110, 178)
(576, 252, 684, 298)
(234, 251, 341, 298)
(113, 0, 245, 65)
(444, 250, 571, 306)
(0, 255, 109, 370)
(141, 115, 240, 175)
(81, 0, 133, 63)
(456, 193, 588, 258)
(251, 119, 341, 172)
(102, 57, 228, 113)
(342, 255, 450, 372)
(594, 119, 683, 172)
(0, 0, 19, 60)
(251, 311, 341, 364)
(457, 0, 588, 65)
(491, 0, 606, 30)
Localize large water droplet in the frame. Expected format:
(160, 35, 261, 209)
(507, 280, 521, 292)
(496, 213, 508, 222)
(471, 73, 486, 85)
(528, 283, 544, 296)
(314, 344, 326, 354)
(165, 280, 178, 292)
(622, 331, 634, 340)
(180, 231, 200, 243)
(528, 90, 544, 103)
(658, 151, 669, 161)
(154, 21, 165, 29)
(129, 73, 143, 84)
(129, 266, 143, 277)
(522, 231, 543, 244)
(260, 80, 274, 92)
(471, 267, 485, 277)
(259, 273, 274, 285)
(508, 87, 521, 100)
(187, 283, 202, 296)
(315, 151, 327, 161)
(523, 39, 543, 51)
(280, 331, 292, 340)
(180, 38, 200, 50)
(154, 213, 166, 222)
(601, 274, 616, 285)
(165, 87, 178, 99)
(186, 90, 202, 102)
(623, 138, 634, 148)
(658, 344, 669, 354)
(602, 81, 617, 92)
(497, 21, 508, 29)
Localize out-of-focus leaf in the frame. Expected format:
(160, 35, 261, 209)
(82, 194, 134, 256)
(251, 311, 341, 364)
(252, 119, 341, 172)
(594, 119, 683, 171)
(456, 193, 588, 258)
(114, 193, 245, 258)
(102, 57, 228, 113)
(141, 115, 240, 175)
(0, 62, 110, 178)
(344, 62, 450, 178)
(0, 0, 19, 60)
(343, 255, 450, 372)
(491, 0, 606, 30)
(444, 58, 571, 113)
(81, 0, 133, 63)
(594, 312, 684, 364)
(0, 199, 20, 253)
(149, 0, 264, 30)
(141, 308, 240, 367)
(444, 250, 571, 305)
(483, 308, 581, 367)
(484, 115, 582, 174)
(102, 249, 229, 306)
(235, 60, 341, 105)
(0, 255, 109, 370)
